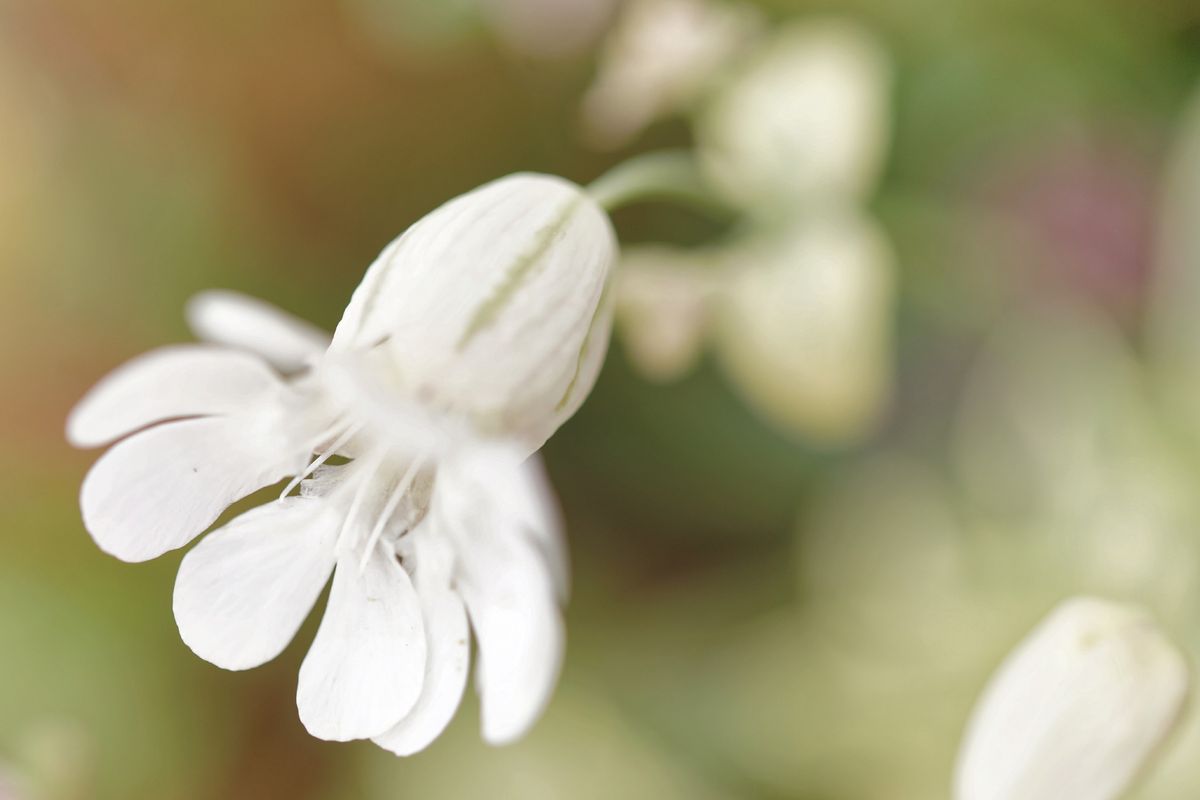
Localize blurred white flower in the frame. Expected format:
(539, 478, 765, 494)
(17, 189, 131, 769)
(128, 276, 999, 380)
(599, 16, 896, 443)
(617, 213, 894, 442)
(955, 597, 1189, 800)
(67, 173, 616, 751)
(697, 19, 891, 212)
(713, 215, 894, 441)
(581, 0, 762, 148)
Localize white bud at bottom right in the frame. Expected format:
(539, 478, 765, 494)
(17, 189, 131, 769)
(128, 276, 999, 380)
(954, 597, 1190, 800)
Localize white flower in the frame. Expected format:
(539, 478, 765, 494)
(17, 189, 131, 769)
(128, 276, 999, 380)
(712, 214, 895, 442)
(67, 173, 616, 751)
(955, 597, 1190, 800)
(580, 0, 762, 149)
(696, 19, 891, 212)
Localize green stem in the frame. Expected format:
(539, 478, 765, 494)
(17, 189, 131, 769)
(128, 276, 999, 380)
(587, 150, 729, 215)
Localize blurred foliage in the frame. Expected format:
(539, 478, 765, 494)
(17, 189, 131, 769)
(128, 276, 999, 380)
(5, 0, 1200, 797)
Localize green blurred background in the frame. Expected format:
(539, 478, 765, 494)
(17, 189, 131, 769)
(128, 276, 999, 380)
(6, 0, 1200, 797)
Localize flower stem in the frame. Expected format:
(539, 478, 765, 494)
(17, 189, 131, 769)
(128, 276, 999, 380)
(587, 150, 728, 214)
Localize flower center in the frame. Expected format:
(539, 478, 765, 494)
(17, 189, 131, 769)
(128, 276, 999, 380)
(298, 438, 434, 575)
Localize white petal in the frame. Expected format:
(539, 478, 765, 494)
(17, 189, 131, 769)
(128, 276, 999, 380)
(329, 173, 617, 448)
(80, 415, 305, 563)
(372, 531, 469, 756)
(955, 597, 1189, 800)
(173, 497, 338, 671)
(66, 345, 284, 448)
(297, 550, 427, 742)
(186, 290, 330, 373)
(435, 447, 566, 744)
(697, 19, 890, 209)
(442, 442, 569, 601)
(553, 269, 616, 437)
(462, 541, 563, 746)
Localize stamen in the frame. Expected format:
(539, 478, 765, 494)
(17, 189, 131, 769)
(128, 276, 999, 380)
(279, 422, 362, 499)
(333, 450, 383, 555)
(358, 453, 427, 574)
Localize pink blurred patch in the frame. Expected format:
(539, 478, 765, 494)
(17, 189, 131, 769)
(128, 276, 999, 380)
(980, 134, 1155, 321)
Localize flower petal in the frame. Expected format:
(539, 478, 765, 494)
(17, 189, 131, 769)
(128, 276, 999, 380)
(186, 290, 330, 373)
(442, 442, 569, 601)
(435, 445, 566, 744)
(80, 415, 305, 562)
(297, 550, 427, 742)
(329, 173, 617, 448)
(372, 531, 469, 756)
(173, 497, 338, 671)
(955, 597, 1189, 800)
(66, 345, 284, 448)
(461, 540, 563, 746)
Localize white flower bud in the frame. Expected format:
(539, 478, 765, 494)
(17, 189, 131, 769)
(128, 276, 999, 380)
(955, 597, 1190, 800)
(712, 214, 894, 442)
(580, 0, 762, 149)
(697, 19, 890, 211)
(330, 173, 617, 448)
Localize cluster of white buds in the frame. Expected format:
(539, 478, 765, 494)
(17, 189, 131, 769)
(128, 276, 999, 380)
(584, 0, 897, 443)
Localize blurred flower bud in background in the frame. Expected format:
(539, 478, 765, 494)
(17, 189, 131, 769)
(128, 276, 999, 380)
(603, 14, 897, 444)
(712, 215, 894, 442)
(581, 0, 762, 149)
(696, 19, 891, 214)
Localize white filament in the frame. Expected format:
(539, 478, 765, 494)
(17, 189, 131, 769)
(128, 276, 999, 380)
(279, 422, 362, 499)
(358, 453, 428, 575)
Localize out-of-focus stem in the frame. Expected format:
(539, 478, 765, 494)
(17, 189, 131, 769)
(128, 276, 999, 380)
(587, 150, 729, 214)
